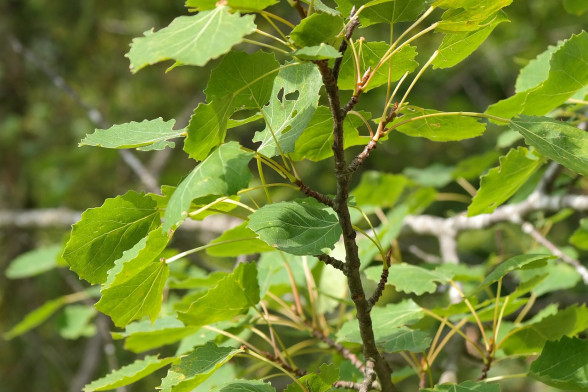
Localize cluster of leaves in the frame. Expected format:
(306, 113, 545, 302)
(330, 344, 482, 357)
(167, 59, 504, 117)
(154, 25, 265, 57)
(5, 0, 588, 391)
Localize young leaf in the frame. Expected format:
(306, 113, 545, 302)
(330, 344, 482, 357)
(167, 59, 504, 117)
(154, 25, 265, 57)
(364, 264, 452, 295)
(63, 191, 160, 284)
(285, 363, 339, 392)
(509, 116, 588, 177)
(421, 380, 500, 391)
(84, 355, 176, 392)
(4, 296, 66, 340)
(112, 317, 198, 353)
(293, 44, 342, 60)
(393, 107, 486, 141)
(571, 218, 588, 250)
(338, 42, 418, 91)
(433, 12, 508, 69)
(164, 142, 253, 231)
(6, 244, 62, 279)
(530, 336, 588, 390)
(80, 118, 182, 151)
(248, 199, 342, 256)
(159, 342, 243, 392)
(486, 31, 588, 119)
(178, 262, 260, 326)
(205, 51, 280, 111)
(436, 0, 513, 32)
(96, 261, 169, 327)
(126, 7, 256, 73)
(210, 380, 276, 392)
(183, 98, 232, 161)
(289, 13, 343, 47)
(467, 147, 543, 216)
(253, 62, 322, 157)
(337, 0, 432, 27)
(206, 222, 275, 257)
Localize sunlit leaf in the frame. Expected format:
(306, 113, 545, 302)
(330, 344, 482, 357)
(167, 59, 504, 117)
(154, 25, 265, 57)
(436, 0, 513, 32)
(337, 0, 432, 27)
(290, 13, 343, 47)
(530, 336, 588, 390)
(293, 44, 342, 60)
(127, 7, 256, 73)
(185, 0, 278, 11)
(206, 222, 275, 257)
(393, 107, 486, 141)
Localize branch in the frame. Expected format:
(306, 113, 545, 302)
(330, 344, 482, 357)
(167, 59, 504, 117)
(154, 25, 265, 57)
(316, 253, 346, 273)
(367, 250, 391, 310)
(333, 7, 360, 81)
(333, 380, 381, 391)
(311, 328, 365, 372)
(295, 179, 335, 207)
(360, 360, 377, 392)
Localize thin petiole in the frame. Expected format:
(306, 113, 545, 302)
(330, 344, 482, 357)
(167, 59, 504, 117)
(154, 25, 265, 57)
(243, 39, 290, 54)
(397, 50, 439, 110)
(165, 238, 258, 264)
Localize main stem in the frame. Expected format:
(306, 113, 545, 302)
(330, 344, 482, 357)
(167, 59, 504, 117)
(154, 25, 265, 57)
(316, 60, 397, 392)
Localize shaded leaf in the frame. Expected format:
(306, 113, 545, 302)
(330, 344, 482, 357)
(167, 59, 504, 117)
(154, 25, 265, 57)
(487, 32, 588, 119)
(474, 254, 553, 294)
(127, 7, 256, 73)
(378, 327, 432, 353)
(164, 142, 253, 231)
(421, 380, 500, 391)
(285, 363, 339, 392)
(96, 261, 169, 327)
(467, 147, 543, 216)
(80, 118, 182, 150)
(571, 218, 588, 250)
(57, 305, 96, 340)
(393, 107, 486, 141)
(563, 0, 588, 15)
(206, 222, 275, 257)
(159, 342, 243, 392)
(338, 42, 418, 91)
(509, 116, 588, 177)
(515, 42, 563, 93)
(178, 262, 260, 326)
(452, 151, 500, 180)
(6, 244, 62, 279)
(84, 355, 176, 391)
(338, 0, 432, 27)
(183, 98, 232, 161)
(248, 199, 341, 256)
(517, 259, 581, 297)
(111, 317, 198, 353)
(530, 336, 588, 390)
(293, 44, 342, 60)
(404, 164, 454, 188)
(4, 297, 66, 340)
(63, 191, 160, 284)
(290, 13, 343, 47)
(210, 380, 276, 392)
(352, 171, 409, 207)
(365, 264, 452, 295)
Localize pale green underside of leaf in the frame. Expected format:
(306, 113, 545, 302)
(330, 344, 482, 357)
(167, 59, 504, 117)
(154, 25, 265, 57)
(293, 44, 342, 60)
(337, 0, 432, 27)
(159, 342, 243, 392)
(178, 262, 260, 326)
(571, 218, 588, 250)
(84, 355, 176, 391)
(530, 336, 588, 390)
(563, 0, 588, 15)
(486, 31, 588, 119)
(365, 263, 452, 295)
(421, 380, 500, 391)
(285, 363, 339, 392)
(254, 62, 322, 157)
(80, 118, 182, 150)
(290, 13, 343, 48)
(126, 7, 256, 73)
(433, 12, 508, 69)
(96, 261, 169, 327)
(164, 142, 253, 231)
(63, 191, 160, 284)
(338, 42, 418, 92)
(352, 171, 409, 207)
(211, 380, 276, 392)
(436, 0, 513, 32)
(467, 147, 543, 216)
(6, 244, 62, 279)
(394, 107, 486, 141)
(509, 115, 588, 177)
(206, 222, 275, 257)
(248, 199, 342, 256)
(185, 0, 278, 11)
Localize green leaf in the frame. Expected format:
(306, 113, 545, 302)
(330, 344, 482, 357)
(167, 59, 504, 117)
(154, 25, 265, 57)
(289, 13, 343, 47)
(365, 264, 452, 295)
(205, 51, 280, 111)
(96, 261, 169, 327)
(6, 244, 62, 279)
(291, 107, 371, 161)
(452, 151, 500, 180)
(337, 0, 432, 27)
(473, 254, 553, 294)
(183, 98, 232, 161)
(210, 380, 276, 392)
(421, 380, 500, 391)
(404, 163, 454, 188)
(563, 0, 588, 15)
(159, 342, 243, 392)
(303, 0, 341, 15)
(253, 62, 322, 157)
(185, 0, 278, 11)
(84, 355, 176, 391)
(433, 12, 508, 69)
(4, 296, 66, 340)
(436, 0, 513, 32)
(510, 116, 588, 177)
(57, 305, 96, 340)
(338, 42, 418, 91)
(502, 305, 588, 355)
(178, 262, 260, 326)
(467, 147, 543, 216)
(164, 142, 253, 231)
(80, 118, 182, 151)
(571, 218, 588, 250)
(515, 42, 563, 93)
(352, 171, 409, 207)
(530, 336, 588, 390)
(248, 199, 341, 256)
(206, 222, 275, 257)
(487, 32, 588, 119)
(293, 44, 342, 60)
(285, 363, 339, 392)
(112, 317, 198, 353)
(378, 327, 432, 353)
(126, 7, 256, 73)
(63, 191, 160, 284)
(393, 107, 486, 141)
(516, 259, 581, 297)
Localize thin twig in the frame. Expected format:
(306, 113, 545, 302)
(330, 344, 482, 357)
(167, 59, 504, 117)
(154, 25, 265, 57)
(295, 179, 335, 207)
(316, 254, 346, 273)
(360, 360, 377, 392)
(333, 7, 360, 81)
(333, 380, 381, 391)
(311, 328, 365, 372)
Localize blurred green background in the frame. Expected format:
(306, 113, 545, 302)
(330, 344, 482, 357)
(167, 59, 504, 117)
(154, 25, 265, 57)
(1, 0, 586, 391)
